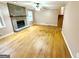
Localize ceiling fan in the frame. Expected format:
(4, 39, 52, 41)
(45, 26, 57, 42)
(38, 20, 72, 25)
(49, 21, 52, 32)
(33, 2, 42, 11)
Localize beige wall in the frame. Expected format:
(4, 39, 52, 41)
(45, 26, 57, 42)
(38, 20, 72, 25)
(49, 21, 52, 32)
(0, 2, 14, 38)
(34, 9, 59, 26)
(62, 2, 79, 57)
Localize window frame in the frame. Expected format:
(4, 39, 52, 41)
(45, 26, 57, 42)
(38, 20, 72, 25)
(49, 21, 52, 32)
(0, 10, 6, 28)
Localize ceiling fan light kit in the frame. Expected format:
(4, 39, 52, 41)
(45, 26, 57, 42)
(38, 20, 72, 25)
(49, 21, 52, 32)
(33, 2, 42, 11)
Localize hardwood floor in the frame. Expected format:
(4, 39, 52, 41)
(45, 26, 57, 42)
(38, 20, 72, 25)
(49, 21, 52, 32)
(0, 25, 71, 58)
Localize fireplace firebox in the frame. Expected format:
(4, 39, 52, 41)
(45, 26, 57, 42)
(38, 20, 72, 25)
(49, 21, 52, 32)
(17, 20, 25, 28)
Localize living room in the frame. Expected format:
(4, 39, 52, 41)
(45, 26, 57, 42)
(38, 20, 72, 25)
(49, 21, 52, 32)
(0, 1, 79, 58)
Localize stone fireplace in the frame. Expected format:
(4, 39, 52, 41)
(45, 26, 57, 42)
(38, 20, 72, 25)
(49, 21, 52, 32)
(11, 17, 28, 31)
(7, 3, 29, 31)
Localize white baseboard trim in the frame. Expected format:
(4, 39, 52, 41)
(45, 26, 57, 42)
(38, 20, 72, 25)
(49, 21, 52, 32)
(0, 32, 14, 39)
(34, 23, 57, 26)
(61, 31, 74, 58)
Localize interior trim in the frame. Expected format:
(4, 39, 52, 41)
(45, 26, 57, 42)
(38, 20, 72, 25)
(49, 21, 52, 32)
(34, 23, 57, 26)
(0, 32, 14, 39)
(61, 31, 74, 58)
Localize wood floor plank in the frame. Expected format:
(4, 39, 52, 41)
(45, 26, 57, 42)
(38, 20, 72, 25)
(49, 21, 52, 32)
(0, 25, 71, 58)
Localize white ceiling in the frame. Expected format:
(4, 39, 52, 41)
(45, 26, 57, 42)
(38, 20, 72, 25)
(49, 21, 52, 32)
(7, 1, 68, 10)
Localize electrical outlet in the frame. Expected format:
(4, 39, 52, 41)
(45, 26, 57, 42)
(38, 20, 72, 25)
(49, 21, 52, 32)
(76, 52, 79, 58)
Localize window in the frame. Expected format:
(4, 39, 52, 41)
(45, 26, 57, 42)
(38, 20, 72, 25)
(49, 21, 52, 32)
(0, 10, 5, 28)
(27, 11, 33, 21)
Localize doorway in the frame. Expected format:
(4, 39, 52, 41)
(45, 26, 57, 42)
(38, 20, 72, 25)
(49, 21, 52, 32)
(57, 15, 64, 28)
